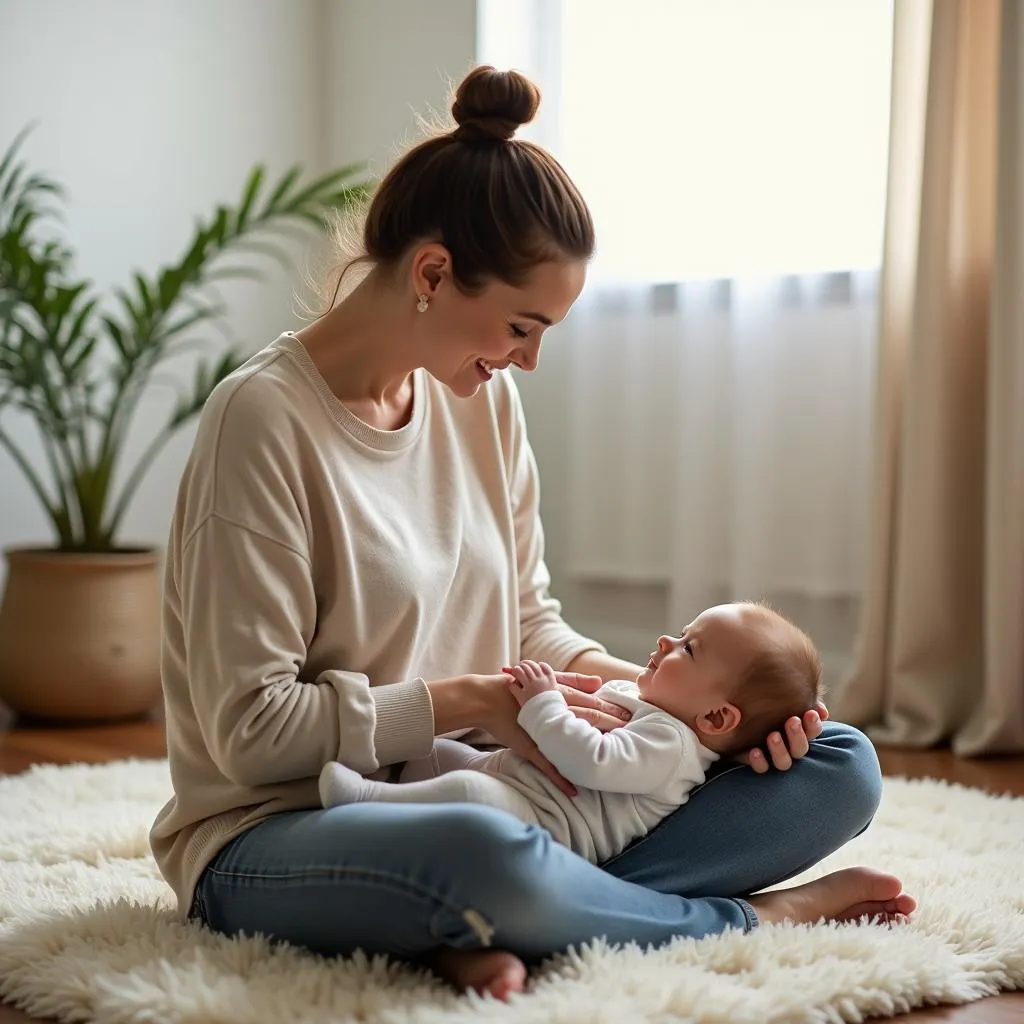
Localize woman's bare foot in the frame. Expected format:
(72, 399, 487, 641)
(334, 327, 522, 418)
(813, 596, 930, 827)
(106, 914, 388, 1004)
(427, 947, 527, 1001)
(749, 866, 917, 926)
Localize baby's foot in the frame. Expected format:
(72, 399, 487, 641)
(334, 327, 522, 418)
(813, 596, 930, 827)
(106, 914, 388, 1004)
(427, 947, 527, 1001)
(318, 761, 370, 807)
(748, 866, 917, 926)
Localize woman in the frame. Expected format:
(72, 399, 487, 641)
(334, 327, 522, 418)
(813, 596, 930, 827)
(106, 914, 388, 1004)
(152, 66, 914, 1000)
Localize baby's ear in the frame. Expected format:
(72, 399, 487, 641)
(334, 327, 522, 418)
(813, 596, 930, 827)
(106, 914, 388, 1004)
(695, 702, 742, 736)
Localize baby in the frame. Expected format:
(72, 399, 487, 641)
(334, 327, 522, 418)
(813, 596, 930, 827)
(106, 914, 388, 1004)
(319, 602, 823, 864)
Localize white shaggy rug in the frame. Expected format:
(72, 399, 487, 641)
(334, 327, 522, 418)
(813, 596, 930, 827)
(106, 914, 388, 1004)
(1, 761, 1022, 1024)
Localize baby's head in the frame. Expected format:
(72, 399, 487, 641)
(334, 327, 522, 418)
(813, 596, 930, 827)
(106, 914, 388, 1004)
(636, 602, 822, 756)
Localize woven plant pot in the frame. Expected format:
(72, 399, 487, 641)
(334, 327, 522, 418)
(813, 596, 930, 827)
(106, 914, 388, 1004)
(0, 547, 162, 721)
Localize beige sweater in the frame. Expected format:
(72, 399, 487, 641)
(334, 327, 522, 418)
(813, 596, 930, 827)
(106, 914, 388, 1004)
(150, 333, 603, 917)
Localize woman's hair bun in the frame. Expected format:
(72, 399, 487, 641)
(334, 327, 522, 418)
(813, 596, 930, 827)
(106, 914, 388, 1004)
(451, 66, 541, 142)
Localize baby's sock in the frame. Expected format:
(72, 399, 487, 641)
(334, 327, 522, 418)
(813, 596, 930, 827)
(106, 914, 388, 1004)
(319, 761, 382, 807)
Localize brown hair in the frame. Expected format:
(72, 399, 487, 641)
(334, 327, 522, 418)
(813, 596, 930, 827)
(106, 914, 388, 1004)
(719, 604, 824, 755)
(324, 66, 594, 304)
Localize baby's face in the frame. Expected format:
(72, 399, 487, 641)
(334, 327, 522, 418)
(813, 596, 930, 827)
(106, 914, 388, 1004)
(636, 604, 766, 727)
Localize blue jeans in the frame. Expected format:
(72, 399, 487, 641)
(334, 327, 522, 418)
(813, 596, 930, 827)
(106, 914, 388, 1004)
(193, 723, 881, 963)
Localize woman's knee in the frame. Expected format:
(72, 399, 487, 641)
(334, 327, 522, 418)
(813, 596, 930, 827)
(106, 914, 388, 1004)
(430, 806, 567, 894)
(425, 803, 548, 880)
(812, 722, 883, 835)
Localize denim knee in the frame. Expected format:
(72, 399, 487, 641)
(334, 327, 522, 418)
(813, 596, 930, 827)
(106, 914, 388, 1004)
(434, 803, 555, 900)
(415, 804, 563, 950)
(817, 722, 883, 837)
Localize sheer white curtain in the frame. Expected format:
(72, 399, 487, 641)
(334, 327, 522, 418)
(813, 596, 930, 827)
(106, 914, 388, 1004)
(562, 274, 878, 634)
(479, 0, 893, 656)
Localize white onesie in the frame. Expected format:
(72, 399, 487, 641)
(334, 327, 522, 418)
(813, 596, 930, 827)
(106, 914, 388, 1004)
(400, 680, 720, 863)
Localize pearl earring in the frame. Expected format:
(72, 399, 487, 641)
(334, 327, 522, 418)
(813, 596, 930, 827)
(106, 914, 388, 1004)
(416, 294, 429, 313)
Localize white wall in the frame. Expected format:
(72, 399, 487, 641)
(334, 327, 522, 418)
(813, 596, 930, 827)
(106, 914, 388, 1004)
(0, 0, 326, 586)
(322, 0, 478, 173)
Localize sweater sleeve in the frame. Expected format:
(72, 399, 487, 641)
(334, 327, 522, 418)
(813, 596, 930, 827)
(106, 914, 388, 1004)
(505, 381, 606, 668)
(516, 691, 694, 794)
(179, 512, 434, 789)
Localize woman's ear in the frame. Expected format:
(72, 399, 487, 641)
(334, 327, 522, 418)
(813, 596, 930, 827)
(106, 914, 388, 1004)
(410, 242, 452, 299)
(695, 702, 742, 737)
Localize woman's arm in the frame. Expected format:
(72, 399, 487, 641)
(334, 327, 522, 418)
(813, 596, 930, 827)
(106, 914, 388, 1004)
(179, 514, 438, 787)
(425, 675, 494, 733)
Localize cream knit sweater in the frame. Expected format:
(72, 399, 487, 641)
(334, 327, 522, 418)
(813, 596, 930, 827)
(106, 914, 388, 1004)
(150, 333, 603, 917)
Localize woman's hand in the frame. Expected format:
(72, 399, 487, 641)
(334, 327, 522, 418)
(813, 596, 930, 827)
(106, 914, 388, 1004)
(426, 670, 630, 798)
(501, 662, 631, 735)
(746, 702, 829, 773)
(550, 670, 633, 732)
(463, 674, 580, 797)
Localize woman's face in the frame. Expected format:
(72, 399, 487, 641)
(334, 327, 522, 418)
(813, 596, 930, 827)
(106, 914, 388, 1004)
(412, 250, 587, 397)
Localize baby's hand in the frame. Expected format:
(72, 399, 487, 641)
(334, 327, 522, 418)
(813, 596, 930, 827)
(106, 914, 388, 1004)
(502, 659, 562, 708)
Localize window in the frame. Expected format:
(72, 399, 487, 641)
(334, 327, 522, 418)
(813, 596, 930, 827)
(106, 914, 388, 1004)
(481, 0, 895, 282)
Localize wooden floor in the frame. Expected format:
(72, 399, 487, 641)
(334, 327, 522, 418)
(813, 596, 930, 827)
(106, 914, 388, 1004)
(0, 704, 1021, 1023)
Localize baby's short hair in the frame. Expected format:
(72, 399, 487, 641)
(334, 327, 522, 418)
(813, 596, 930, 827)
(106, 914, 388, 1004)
(721, 603, 823, 755)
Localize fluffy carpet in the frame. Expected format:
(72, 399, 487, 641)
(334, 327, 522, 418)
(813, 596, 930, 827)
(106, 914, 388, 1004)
(0, 761, 1021, 1024)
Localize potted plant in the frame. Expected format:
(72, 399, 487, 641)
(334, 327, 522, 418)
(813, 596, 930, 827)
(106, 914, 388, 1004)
(0, 128, 367, 720)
